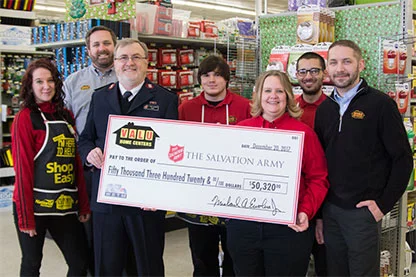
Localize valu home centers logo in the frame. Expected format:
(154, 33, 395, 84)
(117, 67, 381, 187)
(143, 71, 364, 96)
(113, 123, 159, 149)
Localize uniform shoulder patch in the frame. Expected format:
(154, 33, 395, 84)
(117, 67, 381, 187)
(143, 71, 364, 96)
(351, 110, 365, 119)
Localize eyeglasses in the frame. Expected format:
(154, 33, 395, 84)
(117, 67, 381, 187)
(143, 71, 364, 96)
(297, 68, 322, 77)
(114, 55, 147, 63)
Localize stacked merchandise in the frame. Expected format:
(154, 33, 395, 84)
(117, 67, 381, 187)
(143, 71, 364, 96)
(31, 19, 130, 78)
(146, 44, 217, 104)
(0, 0, 35, 11)
(265, 4, 335, 96)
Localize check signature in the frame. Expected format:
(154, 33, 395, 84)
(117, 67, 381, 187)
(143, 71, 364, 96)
(209, 195, 284, 216)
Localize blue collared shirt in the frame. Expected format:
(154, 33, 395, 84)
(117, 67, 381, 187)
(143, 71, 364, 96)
(334, 79, 363, 116)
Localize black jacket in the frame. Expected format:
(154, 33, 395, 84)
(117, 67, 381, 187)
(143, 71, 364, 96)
(78, 78, 178, 213)
(315, 79, 413, 214)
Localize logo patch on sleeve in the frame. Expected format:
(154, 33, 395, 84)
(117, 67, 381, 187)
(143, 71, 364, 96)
(81, 85, 90, 90)
(351, 110, 365, 120)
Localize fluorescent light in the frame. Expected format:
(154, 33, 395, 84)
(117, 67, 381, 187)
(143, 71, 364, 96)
(34, 4, 66, 13)
(172, 0, 255, 16)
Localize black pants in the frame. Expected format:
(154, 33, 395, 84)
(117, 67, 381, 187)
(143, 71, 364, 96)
(82, 168, 94, 276)
(323, 202, 381, 276)
(13, 203, 88, 277)
(93, 211, 165, 276)
(226, 219, 314, 276)
(311, 240, 327, 276)
(188, 224, 234, 277)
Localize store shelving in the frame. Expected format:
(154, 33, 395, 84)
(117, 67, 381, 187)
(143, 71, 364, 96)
(34, 36, 233, 50)
(0, 8, 36, 20)
(0, 49, 54, 148)
(0, 167, 14, 178)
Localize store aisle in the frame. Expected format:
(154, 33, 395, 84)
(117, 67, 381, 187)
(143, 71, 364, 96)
(0, 211, 193, 276)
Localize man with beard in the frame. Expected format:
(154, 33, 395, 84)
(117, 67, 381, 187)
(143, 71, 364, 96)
(295, 52, 328, 277)
(64, 26, 118, 135)
(63, 25, 117, 275)
(315, 40, 413, 276)
(78, 38, 178, 276)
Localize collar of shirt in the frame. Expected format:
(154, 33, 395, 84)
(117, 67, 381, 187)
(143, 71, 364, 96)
(334, 79, 363, 115)
(92, 65, 114, 77)
(119, 81, 145, 101)
(297, 93, 327, 109)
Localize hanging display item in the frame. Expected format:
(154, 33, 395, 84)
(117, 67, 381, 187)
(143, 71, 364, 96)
(65, 0, 135, 21)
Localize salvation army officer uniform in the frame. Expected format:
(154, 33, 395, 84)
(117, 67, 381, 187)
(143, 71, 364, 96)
(78, 78, 178, 276)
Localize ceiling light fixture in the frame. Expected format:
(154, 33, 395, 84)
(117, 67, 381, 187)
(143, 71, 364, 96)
(171, 0, 255, 16)
(34, 4, 66, 13)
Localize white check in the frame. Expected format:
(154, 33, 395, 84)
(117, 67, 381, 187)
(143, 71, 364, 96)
(98, 115, 304, 225)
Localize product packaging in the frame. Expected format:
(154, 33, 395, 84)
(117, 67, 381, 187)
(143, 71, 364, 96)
(382, 40, 399, 74)
(146, 68, 159, 84)
(296, 5, 321, 45)
(395, 82, 411, 114)
(178, 49, 195, 67)
(159, 48, 177, 67)
(176, 70, 194, 89)
(159, 70, 177, 89)
(267, 45, 291, 72)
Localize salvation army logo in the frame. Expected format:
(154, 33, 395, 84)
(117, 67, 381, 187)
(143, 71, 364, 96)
(168, 145, 184, 162)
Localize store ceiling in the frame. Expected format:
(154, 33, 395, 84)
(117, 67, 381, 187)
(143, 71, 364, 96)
(33, 0, 288, 22)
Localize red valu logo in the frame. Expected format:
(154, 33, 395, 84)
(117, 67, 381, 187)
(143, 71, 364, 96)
(168, 145, 184, 162)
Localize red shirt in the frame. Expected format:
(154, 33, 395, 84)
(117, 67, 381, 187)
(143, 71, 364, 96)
(12, 102, 90, 231)
(178, 90, 251, 124)
(297, 93, 327, 129)
(238, 113, 329, 220)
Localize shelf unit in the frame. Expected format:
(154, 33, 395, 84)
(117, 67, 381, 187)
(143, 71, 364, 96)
(0, 49, 54, 148)
(0, 167, 14, 178)
(34, 36, 233, 50)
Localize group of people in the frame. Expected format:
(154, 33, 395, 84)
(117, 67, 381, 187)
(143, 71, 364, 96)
(10, 23, 413, 277)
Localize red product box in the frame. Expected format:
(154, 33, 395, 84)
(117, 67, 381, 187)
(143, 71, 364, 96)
(154, 6, 173, 36)
(159, 70, 177, 89)
(159, 49, 177, 67)
(177, 91, 194, 105)
(178, 49, 195, 67)
(146, 68, 159, 84)
(201, 20, 218, 38)
(148, 49, 158, 66)
(176, 70, 194, 89)
(188, 21, 201, 38)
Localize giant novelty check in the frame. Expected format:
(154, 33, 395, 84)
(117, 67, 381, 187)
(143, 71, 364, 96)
(98, 115, 304, 225)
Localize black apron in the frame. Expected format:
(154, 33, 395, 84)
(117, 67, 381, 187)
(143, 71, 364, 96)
(33, 111, 79, 216)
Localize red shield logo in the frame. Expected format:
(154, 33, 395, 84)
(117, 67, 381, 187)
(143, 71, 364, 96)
(168, 145, 184, 162)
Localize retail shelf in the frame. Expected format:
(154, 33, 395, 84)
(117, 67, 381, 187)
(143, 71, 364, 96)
(2, 134, 11, 138)
(34, 39, 85, 49)
(34, 36, 233, 49)
(410, 98, 416, 104)
(0, 8, 36, 20)
(0, 167, 14, 178)
(0, 48, 54, 56)
(136, 34, 232, 48)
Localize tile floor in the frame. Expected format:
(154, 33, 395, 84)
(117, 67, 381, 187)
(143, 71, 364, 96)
(1, 209, 415, 277)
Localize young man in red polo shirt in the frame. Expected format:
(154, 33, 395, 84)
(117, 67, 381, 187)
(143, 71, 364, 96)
(296, 51, 328, 276)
